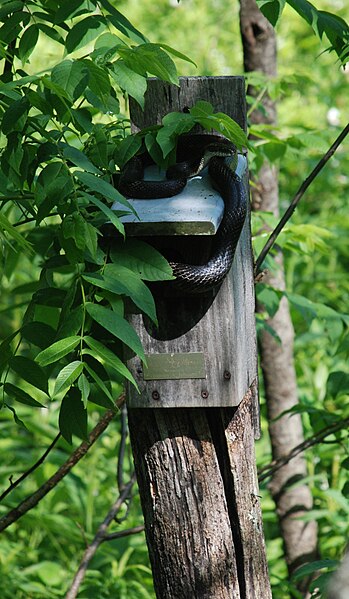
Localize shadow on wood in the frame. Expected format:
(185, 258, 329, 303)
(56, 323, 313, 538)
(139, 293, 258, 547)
(124, 77, 271, 598)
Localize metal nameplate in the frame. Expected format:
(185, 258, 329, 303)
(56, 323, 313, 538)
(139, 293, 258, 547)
(143, 352, 206, 381)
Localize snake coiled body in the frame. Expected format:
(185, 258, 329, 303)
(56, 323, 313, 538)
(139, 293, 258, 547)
(118, 136, 247, 294)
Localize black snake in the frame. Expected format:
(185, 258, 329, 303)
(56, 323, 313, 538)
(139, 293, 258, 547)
(117, 134, 247, 294)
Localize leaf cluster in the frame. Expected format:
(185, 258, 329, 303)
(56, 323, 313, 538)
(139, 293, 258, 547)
(256, 0, 349, 66)
(0, 0, 205, 440)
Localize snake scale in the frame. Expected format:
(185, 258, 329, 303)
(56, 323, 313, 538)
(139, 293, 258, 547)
(117, 135, 247, 294)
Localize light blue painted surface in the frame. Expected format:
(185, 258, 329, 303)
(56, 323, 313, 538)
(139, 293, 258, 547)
(112, 155, 247, 236)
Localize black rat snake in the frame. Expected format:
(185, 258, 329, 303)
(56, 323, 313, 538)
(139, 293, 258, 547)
(117, 135, 247, 294)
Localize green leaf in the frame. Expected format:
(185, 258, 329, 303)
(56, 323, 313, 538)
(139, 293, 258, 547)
(59, 388, 88, 444)
(285, 0, 349, 65)
(80, 59, 111, 97)
(157, 112, 195, 158)
(84, 222, 99, 261)
(0, 10, 30, 44)
(10, 356, 49, 395)
(54, 0, 93, 24)
(35, 336, 81, 367)
(29, 561, 65, 587)
(109, 60, 147, 109)
(21, 322, 56, 349)
(0, 332, 18, 377)
(84, 87, 120, 115)
(327, 371, 349, 399)
(190, 101, 248, 149)
(32, 287, 67, 308)
(119, 43, 178, 85)
(158, 43, 197, 67)
(99, 0, 148, 44)
(84, 362, 116, 409)
(256, 0, 286, 26)
(78, 373, 90, 407)
(80, 192, 125, 236)
(257, 285, 283, 317)
(287, 293, 349, 327)
(18, 24, 39, 63)
(0, 2, 23, 21)
(83, 264, 157, 323)
(1, 97, 29, 134)
(84, 335, 138, 388)
(5, 404, 27, 429)
(56, 306, 84, 340)
(110, 239, 174, 281)
(0, 212, 33, 253)
(37, 22, 65, 45)
(86, 303, 145, 360)
(4, 383, 46, 408)
(62, 144, 102, 174)
(75, 171, 131, 206)
(62, 212, 86, 250)
(113, 134, 143, 169)
(292, 559, 338, 581)
(51, 60, 89, 102)
(65, 15, 107, 54)
(53, 361, 84, 398)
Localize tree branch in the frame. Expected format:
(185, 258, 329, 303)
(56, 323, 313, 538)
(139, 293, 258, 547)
(102, 524, 145, 543)
(0, 398, 124, 533)
(0, 433, 61, 504)
(258, 416, 349, 483)
(65, 473, 137, 599)
(255, 123, 349, 275)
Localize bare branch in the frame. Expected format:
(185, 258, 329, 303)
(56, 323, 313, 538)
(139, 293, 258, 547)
(0, 396, 124, 533)
(65, 473, 137, 599)
(255, 123, 349, 275)
(258, 416, 349, 483)
(102, 524, 145, 543)
(0, 433, 61, 503)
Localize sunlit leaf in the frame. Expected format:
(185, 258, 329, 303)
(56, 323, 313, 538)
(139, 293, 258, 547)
(53, 361, 84, 398)
(65, 15, 107, 54)
(78, 373, 90, 407)
(84, 335, 138, 388)
(35, 337, 81, 367)
(110, 239, 174, 281)
(86, 303, 145, 360)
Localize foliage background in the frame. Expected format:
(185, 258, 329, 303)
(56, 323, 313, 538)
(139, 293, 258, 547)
(0, 0, 348, 597)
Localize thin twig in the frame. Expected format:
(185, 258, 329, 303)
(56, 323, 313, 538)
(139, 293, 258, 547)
(65, 473, 137, 599)
(0, 397, 124, 533)
(258, 416, 349, 483)
(254, 123, 349, 275)
(0, 433, 61, 503)
(102, 524, 145, 543)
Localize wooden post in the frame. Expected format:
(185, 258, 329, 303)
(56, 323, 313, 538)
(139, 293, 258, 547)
(126, 77, 271, 598)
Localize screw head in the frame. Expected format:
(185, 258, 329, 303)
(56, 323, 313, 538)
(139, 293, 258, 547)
(152, 390, 160, 401)
(201, 390, 209, 399)
(224, 370, 231, 380)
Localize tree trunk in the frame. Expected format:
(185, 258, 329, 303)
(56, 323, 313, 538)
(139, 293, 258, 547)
(126, 76, 272, 598)
(239, 0, 318, 591)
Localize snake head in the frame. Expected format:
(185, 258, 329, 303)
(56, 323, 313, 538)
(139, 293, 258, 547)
(202, 143, 237, 172)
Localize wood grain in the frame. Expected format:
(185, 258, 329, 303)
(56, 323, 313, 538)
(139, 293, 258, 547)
(126, 77, 257, 411)
(126, 77, 271, 598)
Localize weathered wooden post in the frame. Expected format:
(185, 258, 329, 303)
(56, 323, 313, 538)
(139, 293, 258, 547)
(123, 77, 271, 598)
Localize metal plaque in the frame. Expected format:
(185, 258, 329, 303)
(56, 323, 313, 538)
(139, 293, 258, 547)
(143, 352, 206, 381)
